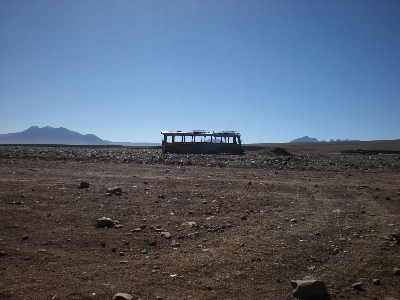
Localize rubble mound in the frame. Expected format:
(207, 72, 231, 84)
(271, 147, 293, 156)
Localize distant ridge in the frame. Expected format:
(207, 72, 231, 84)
(0, 126, 160, 146)
(290, 136, 319, 143)
(290, 136, 361, 143)
(0, 126, 106, 145)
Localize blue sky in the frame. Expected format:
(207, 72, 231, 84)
(1, 0, 399, 143)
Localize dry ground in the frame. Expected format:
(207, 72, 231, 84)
(0, 143, 399, 300)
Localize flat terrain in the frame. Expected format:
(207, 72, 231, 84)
(1, 142, 399, 300)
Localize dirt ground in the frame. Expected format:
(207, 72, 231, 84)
(1, 143, 399, 300)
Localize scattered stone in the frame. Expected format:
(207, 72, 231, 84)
(352, 282, 363, 290)
(112, 293, 133, 300)
(184, 221, 197, 228)
(152, 266, 160, 272)
(161, 231, 172, 239)
(290, 219, 298, 223)
(372, 278, 381, 285)
(291, 279, 329, 299)
(391, 233, 400, 239)
(171, 240, 180, 248)
(106, 187, 122, 196)
(78, 181, 89, 189)
(393, 268, 400, 275)
(96, 217, 115, 228)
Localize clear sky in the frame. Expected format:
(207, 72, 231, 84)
(1, 0, 399, 143)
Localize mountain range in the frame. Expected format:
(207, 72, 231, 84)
(0, 126, 160, 146)
(290, 136, 360, 143)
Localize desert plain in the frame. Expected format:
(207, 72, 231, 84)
(0, 141, 399, 300)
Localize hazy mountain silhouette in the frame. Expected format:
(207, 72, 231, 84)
(0, 126, 161, 146)
(290, 136, 361, 143)
(0, 126, 108, 145)
(290, 136, 319, 143)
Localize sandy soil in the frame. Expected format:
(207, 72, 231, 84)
(0, 144, 399, 300)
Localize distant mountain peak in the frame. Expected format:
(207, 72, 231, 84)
(0, 126, 162, 146)
(290, 136, 319, 143)
(0, 126, 107, 145)
(290, 136, 361, 143)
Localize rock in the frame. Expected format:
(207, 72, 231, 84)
(240, 215, 248, 220)
(390, 233, 400, 239)
(78, 181, 89, 189)
(112, 293, 133, 300)
(184, 221, 197, 228)
(171, 240, 180, 248)
(96, 217, 115, 228)
(161, 231, 172, 239)
(106, 187, 122, 196)
(352, 282, 362, 289)
(22, 235, 29, 240)
(291, 279, 329, 299)
(372, 278, 381, 285)
(0, 250, 7, 256)
(393, 268, 400, 275)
